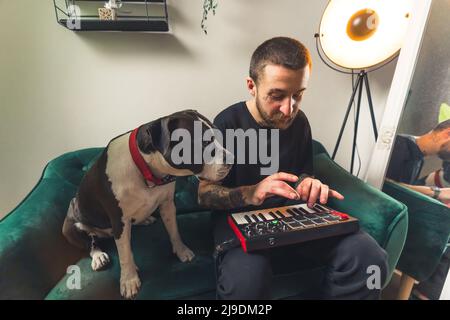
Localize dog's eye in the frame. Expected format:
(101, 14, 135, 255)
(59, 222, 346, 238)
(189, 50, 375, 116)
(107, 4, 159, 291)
(204, 136, 215, 145)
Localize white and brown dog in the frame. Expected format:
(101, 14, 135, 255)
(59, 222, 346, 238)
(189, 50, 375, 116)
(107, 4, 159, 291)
(62, 110, 231, 299)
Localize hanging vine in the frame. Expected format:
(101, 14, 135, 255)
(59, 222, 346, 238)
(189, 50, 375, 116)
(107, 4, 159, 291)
(201, 0, 218, 34)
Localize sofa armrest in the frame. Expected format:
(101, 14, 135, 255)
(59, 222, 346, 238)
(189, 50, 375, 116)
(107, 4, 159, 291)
(382, 180, 450, 281)
(312, 153, 408, 281)
(0, 148, 103, 299)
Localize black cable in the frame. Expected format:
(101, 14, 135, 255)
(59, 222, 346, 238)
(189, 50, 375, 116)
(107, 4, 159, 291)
(145, 0, 150, 21)
(351, 70, 362, 177)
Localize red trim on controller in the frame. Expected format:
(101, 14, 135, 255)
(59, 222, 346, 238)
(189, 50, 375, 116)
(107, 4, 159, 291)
(129, 127, 163, 186)
(227, 216, 248, 253)
(330, 210, 349, 220)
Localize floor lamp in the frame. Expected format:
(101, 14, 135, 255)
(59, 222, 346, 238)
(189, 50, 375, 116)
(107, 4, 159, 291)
(315, 0, 413, 174)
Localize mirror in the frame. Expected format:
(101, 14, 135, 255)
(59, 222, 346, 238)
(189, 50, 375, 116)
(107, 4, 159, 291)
(382, 0, 450, 300)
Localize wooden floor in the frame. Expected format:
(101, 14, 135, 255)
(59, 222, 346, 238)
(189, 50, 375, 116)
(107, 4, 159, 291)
(381, 271, 403, 300)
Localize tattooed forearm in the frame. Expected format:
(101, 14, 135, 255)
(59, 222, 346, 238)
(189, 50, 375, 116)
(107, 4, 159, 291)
(198, 183, 250, 210)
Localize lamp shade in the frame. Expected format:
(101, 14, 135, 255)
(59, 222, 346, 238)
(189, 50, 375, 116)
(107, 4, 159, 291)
(319, 0, 413, 69)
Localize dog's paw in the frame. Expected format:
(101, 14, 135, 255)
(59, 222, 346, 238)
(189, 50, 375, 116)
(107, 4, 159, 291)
(120, 272, 141, 300)
(141, 216, 157, 225)
(91, 251, 110, 271)
(133, 216, 157, 226)
(173, 243, 195, 262)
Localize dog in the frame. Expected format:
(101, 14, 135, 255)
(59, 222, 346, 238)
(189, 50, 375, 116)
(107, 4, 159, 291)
(422, 161, 450, 188)
(62, 110, 232, 299)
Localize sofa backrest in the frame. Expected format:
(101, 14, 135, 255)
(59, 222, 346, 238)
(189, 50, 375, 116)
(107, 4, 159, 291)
(312, 140, 329, 157)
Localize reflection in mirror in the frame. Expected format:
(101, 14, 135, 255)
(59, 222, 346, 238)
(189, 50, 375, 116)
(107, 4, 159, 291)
(383, 0, 450, 300)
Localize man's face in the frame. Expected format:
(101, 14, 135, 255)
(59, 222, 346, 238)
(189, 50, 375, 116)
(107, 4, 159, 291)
(251, 64, 310, 129)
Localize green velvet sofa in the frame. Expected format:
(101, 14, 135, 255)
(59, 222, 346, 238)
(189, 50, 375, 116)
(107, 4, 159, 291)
(382, 181, 450, 299)
(0, 141, 408, 299)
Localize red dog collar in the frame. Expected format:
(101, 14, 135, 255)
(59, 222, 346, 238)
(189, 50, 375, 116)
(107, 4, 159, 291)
(434, 169, 443, 188)
(129, 127, 175, 186)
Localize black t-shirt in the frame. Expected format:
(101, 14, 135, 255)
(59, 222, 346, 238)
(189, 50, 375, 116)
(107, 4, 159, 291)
(385, 134, 424, 184)
(212, 101, 313, 245)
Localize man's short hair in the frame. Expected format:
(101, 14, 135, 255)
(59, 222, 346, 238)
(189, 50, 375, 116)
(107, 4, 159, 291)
(433, 119, 450, 132)
(249, 37, 312, 85)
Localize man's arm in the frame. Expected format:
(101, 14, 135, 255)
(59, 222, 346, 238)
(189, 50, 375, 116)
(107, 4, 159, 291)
(395, 180, 450, 203)
(198, 172, 301, 210)
(198, 181, 252, 210)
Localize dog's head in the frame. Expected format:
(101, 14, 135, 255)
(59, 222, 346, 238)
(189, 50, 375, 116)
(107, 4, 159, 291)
(137, 110, 232, 182)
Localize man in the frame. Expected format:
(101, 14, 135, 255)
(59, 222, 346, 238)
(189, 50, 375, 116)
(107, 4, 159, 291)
(386, 120, 450, 202)
(198, 37, 388, 299)
(386, 121, 450, 300)
(386, 120, 450, 184)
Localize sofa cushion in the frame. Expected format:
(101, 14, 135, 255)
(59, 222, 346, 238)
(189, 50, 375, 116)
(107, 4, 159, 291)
(46, 211, 216, 300)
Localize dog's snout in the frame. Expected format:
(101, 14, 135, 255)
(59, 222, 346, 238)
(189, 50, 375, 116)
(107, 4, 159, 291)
(223, 163, 233, 169)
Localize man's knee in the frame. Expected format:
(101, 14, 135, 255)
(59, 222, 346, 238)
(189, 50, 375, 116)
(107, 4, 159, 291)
(335, 231, 389, 283)
(217, 248, 272, 299)
(321, 231, 389, 299)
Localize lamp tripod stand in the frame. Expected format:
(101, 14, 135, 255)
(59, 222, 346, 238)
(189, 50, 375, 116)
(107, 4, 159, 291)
(331, 70, 378, 174)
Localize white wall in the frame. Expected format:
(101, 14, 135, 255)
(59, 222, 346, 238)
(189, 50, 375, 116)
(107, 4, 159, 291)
(0, 0, 396, 218)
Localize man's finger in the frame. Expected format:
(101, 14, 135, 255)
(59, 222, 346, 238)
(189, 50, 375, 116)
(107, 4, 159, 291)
(267, 180, 298, 193)
(320, 184, 329, 204)
(269, 187, 299, 200)
(270, 172, 299, 182)
(307, 180, 321, 207)
(329, 189, 344, 200)
(300, 179, 312, 202)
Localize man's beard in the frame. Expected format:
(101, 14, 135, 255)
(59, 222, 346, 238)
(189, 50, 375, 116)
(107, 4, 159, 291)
(255, 96, 297, 129)
(438, 141, 450, 161)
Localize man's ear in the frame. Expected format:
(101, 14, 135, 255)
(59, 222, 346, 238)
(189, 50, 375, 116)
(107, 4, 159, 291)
(246, 77, 256, 97)
(137, 119, 168, 154)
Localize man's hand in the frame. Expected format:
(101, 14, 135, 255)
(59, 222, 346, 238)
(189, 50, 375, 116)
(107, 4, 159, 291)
(198, 172, 344, 211)
(296, 177, 344, 208)
(436, 188, 450, 204)
(246, 172, 301, 206)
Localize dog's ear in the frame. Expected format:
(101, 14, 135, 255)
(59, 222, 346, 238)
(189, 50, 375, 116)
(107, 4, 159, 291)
(184, 109, 215, 128)
(137, 119, 168, 155)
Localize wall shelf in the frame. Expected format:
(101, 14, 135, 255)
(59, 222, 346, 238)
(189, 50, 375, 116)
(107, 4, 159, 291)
(53, 0, 169, 32)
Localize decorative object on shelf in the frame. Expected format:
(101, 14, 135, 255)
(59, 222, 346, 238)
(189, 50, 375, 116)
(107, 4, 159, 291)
(99, 0, 123, 20)
(98, 8, 115, 21)
(201, 0, 218, 34)
(315, 0, 413, 174)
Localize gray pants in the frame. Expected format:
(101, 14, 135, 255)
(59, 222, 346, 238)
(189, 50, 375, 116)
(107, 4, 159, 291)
(215, 230, 388, 300)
